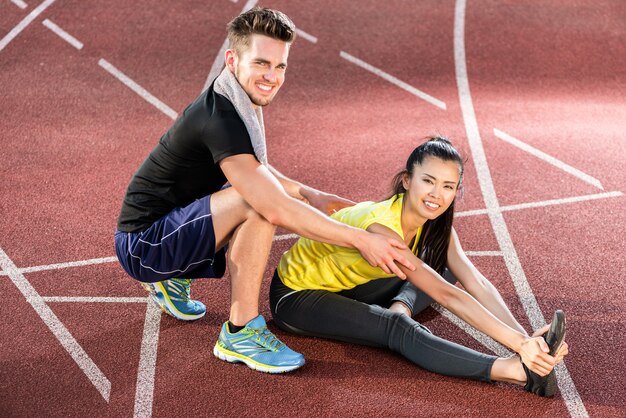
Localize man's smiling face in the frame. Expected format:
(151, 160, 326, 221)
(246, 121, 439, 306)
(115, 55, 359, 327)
(226, 34, 290, 107)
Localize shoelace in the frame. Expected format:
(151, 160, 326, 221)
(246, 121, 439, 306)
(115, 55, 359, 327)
(252, 327, 285, 350)
(168, 278, 192, 302)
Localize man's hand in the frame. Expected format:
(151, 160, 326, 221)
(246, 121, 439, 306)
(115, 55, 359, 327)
(303, 190, 355, 215)
(354, 231, 415, 279)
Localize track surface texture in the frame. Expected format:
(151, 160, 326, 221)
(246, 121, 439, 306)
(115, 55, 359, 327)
(1, 0, 624, 417)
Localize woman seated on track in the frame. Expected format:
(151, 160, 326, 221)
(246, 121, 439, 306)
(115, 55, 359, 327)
(270, 136, 568, 396)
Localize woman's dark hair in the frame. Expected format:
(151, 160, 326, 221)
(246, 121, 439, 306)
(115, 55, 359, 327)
(389, 136, 464, 275)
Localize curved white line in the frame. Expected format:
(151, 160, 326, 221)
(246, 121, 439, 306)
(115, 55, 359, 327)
(453, 1, 588, 416)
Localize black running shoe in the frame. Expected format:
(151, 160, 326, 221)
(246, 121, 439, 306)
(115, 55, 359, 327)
(523, 362, 558, 397)
(523, 310, 566, 397)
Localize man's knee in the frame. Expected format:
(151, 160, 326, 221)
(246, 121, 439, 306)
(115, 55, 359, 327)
(245, 206, 276, 230)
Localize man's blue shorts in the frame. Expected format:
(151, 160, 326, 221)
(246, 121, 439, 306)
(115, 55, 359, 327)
(114, 195, 226, 283)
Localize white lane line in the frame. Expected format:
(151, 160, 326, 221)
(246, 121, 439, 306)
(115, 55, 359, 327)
(0, 234, 299, 277)
(273, 233, 298, 241)
(11, 0, 28, 9)
(98, 58, 178, 120)
(455, 190, 624, 218)
(0, 256, 119, 275)
(43, 296, 147, 303)
(0, 189, 620, 281)
(454, 1, 588, 416)
(494, 128, 604, 190)
(339, 50, 447, 110)
(432, 303, 511, 357)
(0, 0, 55, 52)
(465, 251, 503, 257)
(42, 19, 83, 49)
(1, 246, 499, 281)
(455, 208, 489, 217)
(296, 28, 317, 44)
(202, 0, 259, 91)
(133, 301, 161, 418)
(499, 191, 623, 213)
(0, 247, 111, 402)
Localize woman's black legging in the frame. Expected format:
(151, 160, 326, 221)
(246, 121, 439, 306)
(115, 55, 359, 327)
(269, 270, 497, 382)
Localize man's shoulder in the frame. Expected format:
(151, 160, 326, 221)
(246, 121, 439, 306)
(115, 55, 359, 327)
(202, 83, 240, 117)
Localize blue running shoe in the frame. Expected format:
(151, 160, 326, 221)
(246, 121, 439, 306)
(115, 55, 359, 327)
(142, 279, 206, 321)
(213, 315, 305, 373)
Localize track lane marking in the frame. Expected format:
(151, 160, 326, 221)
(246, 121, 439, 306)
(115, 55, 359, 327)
(455, 190, 624, 218)
(43, 296, 147, 303)
(454, 1, 588, 416)
(0, 185, 620, 281)
(42, 18, 83, 49)
(339, 51, 447, 110)
(0, 246, 111, 401)
(493, 128, 604, 190)
(10, 0, 28, 9)
(0, 0, 55, 52)
(1, 256, 119, 275)
(98, 58, 178, 120)
(465, 251, 503, 257)
(295, 28, 317, 44)
(496, 190, 622, 213)
(133, 301, 161, 418)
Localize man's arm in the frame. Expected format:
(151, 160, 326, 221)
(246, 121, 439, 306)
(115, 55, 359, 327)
(219, 154, 414, 278)
(268, 164, 355, 215)
(446, 227, 528, 335)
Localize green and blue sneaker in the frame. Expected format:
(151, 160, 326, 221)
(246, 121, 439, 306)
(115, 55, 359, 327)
(213, 315, 305, 373)
(142, 278, 206, 321)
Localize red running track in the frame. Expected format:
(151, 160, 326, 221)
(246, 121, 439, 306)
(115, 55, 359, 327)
(1, 0, 624, 416)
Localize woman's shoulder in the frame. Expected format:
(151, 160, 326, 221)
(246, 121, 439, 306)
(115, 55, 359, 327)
(332, 194, 402, 231)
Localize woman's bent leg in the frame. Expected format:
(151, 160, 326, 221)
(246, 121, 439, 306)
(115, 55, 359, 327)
(391, 269, 458, 315)
(270, 272, 496, 382)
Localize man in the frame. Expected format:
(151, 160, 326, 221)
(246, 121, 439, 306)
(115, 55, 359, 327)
(115, 7, 413, 374)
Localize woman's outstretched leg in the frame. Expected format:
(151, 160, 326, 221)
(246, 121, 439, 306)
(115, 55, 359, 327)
(270, 271, 496, 382)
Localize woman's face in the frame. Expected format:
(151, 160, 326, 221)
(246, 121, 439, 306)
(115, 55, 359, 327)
(402, 156, 461, 221)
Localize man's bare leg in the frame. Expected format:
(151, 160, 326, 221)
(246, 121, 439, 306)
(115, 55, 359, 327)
(209, 186, 305, 373)
(210, 186, 276, 326)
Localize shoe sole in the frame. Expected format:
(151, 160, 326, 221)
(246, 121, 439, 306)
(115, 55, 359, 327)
(213, 344, 304, 374)
(542, 310, 566, 397)
(545, 310, 566, 356)
(142, 283, 205, 321)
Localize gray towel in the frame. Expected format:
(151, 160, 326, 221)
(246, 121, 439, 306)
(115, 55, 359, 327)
(213, 67, 268, 165)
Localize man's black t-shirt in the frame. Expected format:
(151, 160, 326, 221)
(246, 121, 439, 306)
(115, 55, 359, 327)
(117, 85, 255, 233)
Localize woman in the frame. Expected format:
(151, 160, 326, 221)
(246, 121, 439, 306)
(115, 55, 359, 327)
(270, 136, 568, 396)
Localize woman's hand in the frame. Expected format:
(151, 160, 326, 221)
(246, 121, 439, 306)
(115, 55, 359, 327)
(518, 336, 556, 376)
(532, 324, 569, 364)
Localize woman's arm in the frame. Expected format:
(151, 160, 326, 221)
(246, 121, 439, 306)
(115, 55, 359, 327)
(367, 223, 555, 375)
(446, 227, 528, 335)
